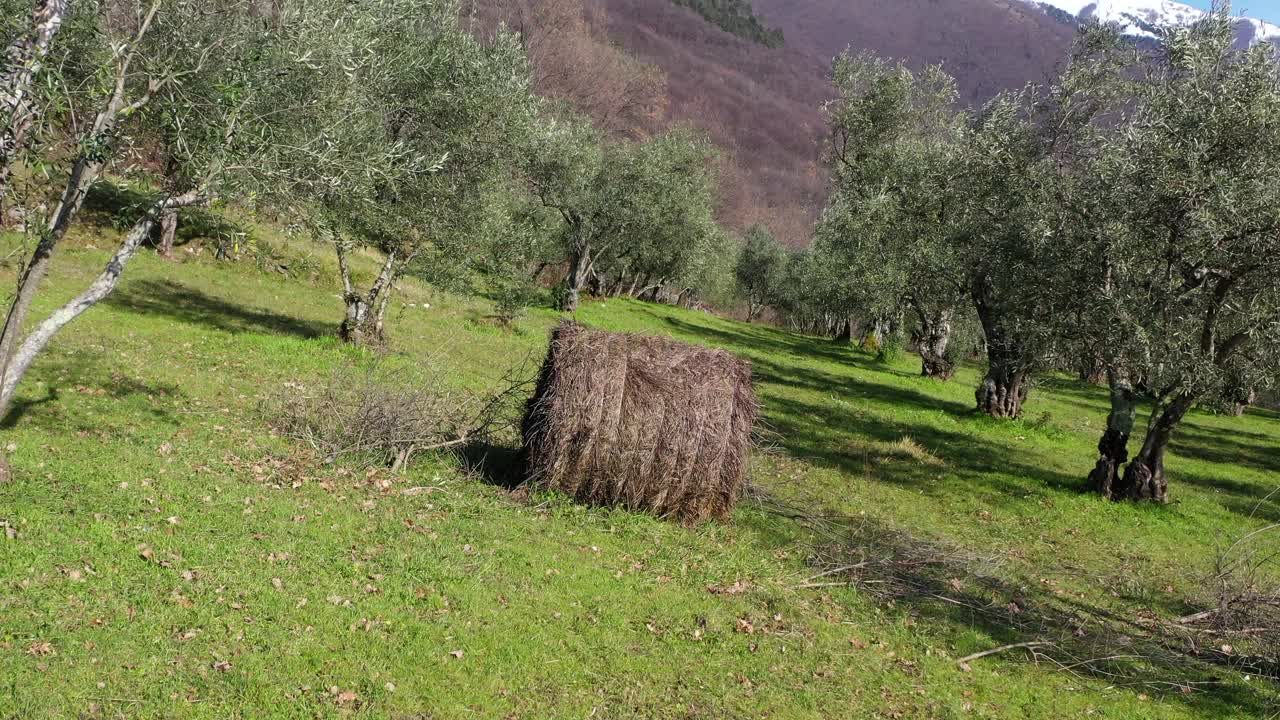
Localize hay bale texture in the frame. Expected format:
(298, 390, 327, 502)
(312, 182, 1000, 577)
(522, 321, 758, 524)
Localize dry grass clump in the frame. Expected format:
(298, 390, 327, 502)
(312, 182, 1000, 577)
(842, 435, 944, 467)
(521, 321, 758, 524)
(1179, 522, 1280, 669)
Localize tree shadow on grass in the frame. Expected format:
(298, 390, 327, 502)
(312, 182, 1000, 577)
(766, 494, 1280, 717)
(455, 441, 525, 491)
(763, 390, 1086, 498)
(641, 309, 885, 370)
(108, 279, 331, 339)
(749, 354, 971, 415)
(1, 357, 183, 431)
(0, 386, 59, 429)
(1167, 465, 1280, 523)
(1174, 424, 1280, 476)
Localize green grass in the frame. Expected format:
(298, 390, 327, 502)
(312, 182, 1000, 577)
(0, 217, 1277, 718)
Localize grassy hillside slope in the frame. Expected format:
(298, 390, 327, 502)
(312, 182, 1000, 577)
(0, 220, 1277, 718)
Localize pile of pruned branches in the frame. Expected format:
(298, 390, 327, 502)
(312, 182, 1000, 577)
(270, 358, 533, 472)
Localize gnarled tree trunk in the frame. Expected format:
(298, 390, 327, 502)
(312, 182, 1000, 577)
(913, 302, 955, 380)
(972, 273, 1031, 418)
(154, 207, 178, 256)
(833, 316, 852, 344)
(337, 244, 399, 346)
(974, 362, 1029, 419)
(560, 245, 590, 312)
(1077, 352, 1106, 385)
(1089, 369, 1137, 499)
(1223, 386, 1256, 417)
(1112, 393, 1194, 503)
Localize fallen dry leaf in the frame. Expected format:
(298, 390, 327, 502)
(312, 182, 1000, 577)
(707, 580, 751, 595)
(26, 641, 54, 657)
(212, 660, 232, 672)
(449, 649, 464, 659)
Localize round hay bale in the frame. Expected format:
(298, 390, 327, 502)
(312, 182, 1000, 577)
(521, 321, 759, 524)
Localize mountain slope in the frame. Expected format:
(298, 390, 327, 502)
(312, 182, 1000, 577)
(599, 0, 1278, 246)
(601, 0, 1078, 244)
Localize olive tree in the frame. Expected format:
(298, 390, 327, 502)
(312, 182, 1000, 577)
(944, 24, 1134, 415)
(525, 118, 718, 312)
(734, 224, 786, 321)
(274, 0, 536, 345)
(817, 51, 969, 378)
(0, 0, 293, 415)
(1084, 8, 1280, 502)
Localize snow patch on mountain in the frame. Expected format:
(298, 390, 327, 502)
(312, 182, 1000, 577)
(1026, 1, 1280, 43)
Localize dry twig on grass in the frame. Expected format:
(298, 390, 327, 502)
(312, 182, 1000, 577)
(749, 481, 1280, 697)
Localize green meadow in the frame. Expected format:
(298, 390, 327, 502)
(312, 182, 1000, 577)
(1, 218, 1277, 719)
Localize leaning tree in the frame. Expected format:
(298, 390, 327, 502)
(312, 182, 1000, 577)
(0, 0, 298, 416)
(1084, 7, 1280, 502)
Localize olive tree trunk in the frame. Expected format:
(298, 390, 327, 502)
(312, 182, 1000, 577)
(1089, 369, 1137, 499)
(912, 302, 955, 380)
(974, 361, 1030, 418)
(860, 316, 884, 351)
(1111, 393, 1195, 503)
(154, 207, 178, 256)
(972, 274, 1031, 418)
(337, 244, 399, 346)
(1224, 386, 1256, 417)
(560, 245, 591, 312)
(833, 316, 853, 344)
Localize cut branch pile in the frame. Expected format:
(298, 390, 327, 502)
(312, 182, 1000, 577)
(521, 321, 758, 524)
(270, 359, 531, 472)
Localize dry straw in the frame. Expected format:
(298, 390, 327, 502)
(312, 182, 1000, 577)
(521, 321, 758, 524)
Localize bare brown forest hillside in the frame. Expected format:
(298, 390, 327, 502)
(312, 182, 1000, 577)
(478, 1, 1082, 245)
(604, 0, 1081, 245)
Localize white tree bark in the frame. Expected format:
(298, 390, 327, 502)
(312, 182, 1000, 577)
(0, 0, 161, 400)
(337, 243, 399, 344)
(0, 0, 71, 202)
